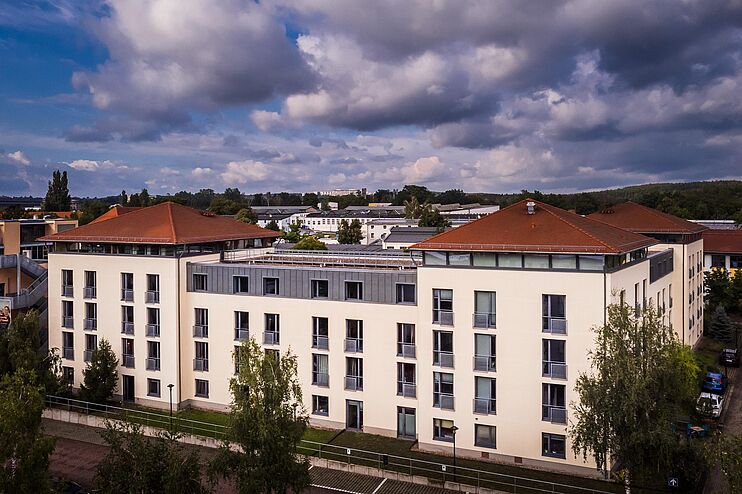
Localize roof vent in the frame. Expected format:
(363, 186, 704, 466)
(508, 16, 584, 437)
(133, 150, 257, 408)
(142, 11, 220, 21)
(526, 201, 536, 215)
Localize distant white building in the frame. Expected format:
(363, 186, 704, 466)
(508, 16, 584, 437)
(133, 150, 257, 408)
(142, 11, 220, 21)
(317, 188, 367, 197)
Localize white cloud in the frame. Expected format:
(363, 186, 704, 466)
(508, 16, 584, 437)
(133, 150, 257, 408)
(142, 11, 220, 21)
(192, 167, 213, 177)
(221, 160, 272, 183)
(159, 167, 181, 176)
(68, 159, 100, 171)
(7, 150, 30, 165)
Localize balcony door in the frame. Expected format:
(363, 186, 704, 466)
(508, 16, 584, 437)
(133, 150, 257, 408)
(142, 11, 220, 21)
(122, 375, 135, 402)
(346, 400, 363, 430)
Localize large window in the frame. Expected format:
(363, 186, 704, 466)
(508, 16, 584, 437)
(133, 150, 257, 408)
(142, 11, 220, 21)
(543, 339, 566, 379)
(474, 377, 496, 414)
(475, 424, 496, 449)
(234, 311, 249, 340)
(474, 334, 496, 372)
(710, 254, 725, 268)
(194, 308, 208, 338)
(84, 334, 97, 362)
(396, 283, 416, 304)
(147, 378, 161, 397)
(474, 291, 496, 328)
(542, 294, 566, 334)
(311, 279, 329, 298)
(195, 379, 209, 398)
(62, 300, 74, 328)
(345, 281, 363, 300)
(147, 308, 160, 337)
(122, 338, 134, 368)
(397, 407, 416, 439)
(397, 323, 416, 358)
(84, 302, 97, 331)
(121, 272, 134, 300)
(542, 384, 566, 424)
(345, 357, 363, 391)
(433, 331, 454, 368)
(264, 313, 280, 345)
(121, 305, 134, 334)
(61, 269, 73, 297)
(194, 342, 209, 371)
(147, 341, 161, 371)
(312, 317, 329, 350)
(397, 362, 416, 397)
(542, 433, 566, 459)
(146, 274, 160, 303)
(433, 418, 455, 442)
(233, 276, 249, 294)
(312, 354, 329, 387)
(345, 319, 363, 352)
(263, 277, 279, 296)
(432, 289, 453, 325)
(84, 270, 97, 298)
(312, 395, 329, 416)
(192, 273, 207, 292)
(62, 332, 74, 360)
(433, 372, 454, 409)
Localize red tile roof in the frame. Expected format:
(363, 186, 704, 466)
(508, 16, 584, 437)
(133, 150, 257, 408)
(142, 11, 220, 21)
(410, 199, 656, 254)
(702, 229, 742, 254)
(40, 202, 279, 244)
(89, 206, 140, 224)
(587, 202, 706, 234)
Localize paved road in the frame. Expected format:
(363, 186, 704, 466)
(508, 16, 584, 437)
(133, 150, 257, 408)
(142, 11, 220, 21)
(703, 366, 739, 494)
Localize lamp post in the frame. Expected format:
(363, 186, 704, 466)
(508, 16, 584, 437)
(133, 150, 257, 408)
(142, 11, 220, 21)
(451, 425, 459, 482)
(167, 384, 174, 430)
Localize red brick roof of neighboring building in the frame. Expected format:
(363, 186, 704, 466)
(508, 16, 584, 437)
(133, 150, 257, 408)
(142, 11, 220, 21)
(702, 229, 742, 254)
(89, 206, 140, 224)
(587, 201, 706, 234)
(409, 199, 656, 254)
(40, 202, 279, 244)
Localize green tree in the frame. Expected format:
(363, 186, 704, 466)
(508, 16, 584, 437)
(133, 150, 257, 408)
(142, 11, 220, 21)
(234, 207, 257, 224)
(570, 303, 700, 490)
(404, 196, 422, 219)
(281, 222, 303, 243)
(302, 192, 318, 207)
(0, 370, 55, 494)
(293, 236, 327, 250)
(210, 339, 310, 494)
(139, 188, 150, 207)
(709, 305, 735, 344)
(418, 205, 450, 232)
(705, 269, 732, 310)
(436, 188, 467, 205)
(79, 338, 119, 404)
(95, 422, 208, 494)
(77, 200, 110, 225)
(337, 219, 363, 244)
(119, 190, 127, 205)
(717, 433, 742, 493)
(208, 197, 244, 215)
(730, 273, 742, 315)
(265, 219, 280, 231)
(223, 187, 243, 203)
(43, 170, 71, 211)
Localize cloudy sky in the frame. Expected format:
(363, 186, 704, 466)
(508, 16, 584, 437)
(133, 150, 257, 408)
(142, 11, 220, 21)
(1, 0, 741, 197)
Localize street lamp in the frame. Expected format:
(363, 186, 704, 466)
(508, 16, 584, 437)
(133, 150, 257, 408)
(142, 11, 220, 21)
(167, 384, 174, 430)
(451, 425, 459, 482)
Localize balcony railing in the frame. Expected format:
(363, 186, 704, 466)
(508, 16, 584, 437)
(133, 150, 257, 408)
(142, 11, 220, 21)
(193, 358, 209, 372)
(146, 357, 161, 371)
(122, 354, 135, 368)
(63, 347, 74, 360)
(435, 393, 455, 410)
(84, 286, 96, 299)
(542, 405, 567, 424)
(345, 376, 363, 391)
(312, 336, 329, 350)
(263, 331, 279, 345)
(473, 355, 496, 372)
(121, 322, 135, 335)
(433, 351, 454, 368)
(62, 285, 74, 297)
(83, 318, 97, 331)
(146, 324, 160, 337)
(145, 291, 160, 304)
(472, 312, 496, 328)
(397, 382, 416, 398)
(312, 372, 329, 387)
(62, 316, 74, 329)
(234, 328, 249, 341)
(83, 350, 93, 362)
(433, 310, 454, 326)
(543, 317, 567, 335)
(193, 325, 208, 338)
(344, 338, 363, 353)
(473, 397, 496, 415)
(542, 361, 567, 380)
(121, 289, 134, 302)
(397, 343, 416, 358)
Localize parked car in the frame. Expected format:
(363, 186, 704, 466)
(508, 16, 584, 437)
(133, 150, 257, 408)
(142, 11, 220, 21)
(720, 348, 740, 367)
(696, 392, 724, 418)
(702, 372, 728, 394)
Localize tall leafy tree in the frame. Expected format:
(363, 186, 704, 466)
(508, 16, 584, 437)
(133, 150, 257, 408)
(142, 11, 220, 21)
(418, 205, 450, 232)
(210, 339, 310, 494)
(234, 207, 257, 224)
(571, 303, 699, 491)
(281, 222, 303, 243)
(404, 196, 422, 219)
(77, 200, 110, 225)
(265, 219, 280, 231)
(118, 190, 127, 206)
(79, 338, 119, 404)
(708, 305, 735, 345)
(43, 169, 71, 211)
(293, 236, 327, 250)
(717, 433, 742, 493)
(705, 269, 733, 311)
(337, 219, 363, 244)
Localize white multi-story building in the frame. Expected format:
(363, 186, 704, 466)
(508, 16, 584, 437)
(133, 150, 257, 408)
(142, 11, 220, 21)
(44, 199, 690, 476)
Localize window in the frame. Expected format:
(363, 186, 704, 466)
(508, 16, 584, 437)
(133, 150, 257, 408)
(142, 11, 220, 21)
(62, 300, 74, 328)
(710, 254, 725, 268)
(345, 319, 363, 352)
(433, 331, 454, 368)
(312, 395, 329, 416)
(84, 334, 97, 362)
(147, 379, 161, 397)
(62, 331, 74, 360)
(194, 308, 208, 338)
(474, 377, 496, 414)
(345, 281, 363, 300)
(448, 252, 471, 266)
(121, 305, 134, 334)
(146, 274, 160, 303)
(397, 323, 416, 358)
(542, 433, 566, 459)
(312, 317, 329, 350)
(84, 302, 97, 330)
(498, 253, 522, 268)
(62, 366, 74, 386)
(122, 338, 134, 368)
(397, 407, 416, 438)
(311, 279, 329, 298)
(147, 341, 160, 371)
(235, 311, 249, 340)
(432, 289, 453, 325)
(542, 339, 566, 379)
(345, 357, 363, 391)
(472, 253, 496, 267)
(642, 279, 647, 310)
(475, 424, 496, 449)
(233, 276, 249, 294)
(474, 291, 496, 328)
(396, 283, 416, 304)
(542, 384, 566, 424)
(542, 295, 566, 334)
(264, 313, 280, 345)
(192, 273, 207, 291)
(312, 354, 329, 386)
(62, 269, 73, 296)
(263, 277, 279, 295)
(551, 254, 576, 269)
(195, 379, 209, 398)
(424, 251, 447, 266)
(634, 282, 641, 316)
(146, 308, 160, 337)
(578, 255, 603, 271)
(474, 334, 496, 372)
(194, 342, 209, 371)
(397, 362, 416, 397)
(84, 270, 97, 298)
(121, 272, 134, 301)
(433, 372, 454, 409)
(731, 255, 742, 269)
(524, 254, 549, 269)
(433, 418, 455, 442)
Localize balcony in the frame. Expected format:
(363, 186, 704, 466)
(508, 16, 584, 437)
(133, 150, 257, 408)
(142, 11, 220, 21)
(312, 336, 329, 350)
(397, 382, 416, 398)
(542, 361, 567, 380)
(473, 312, 496, 329)
(193, 325, 208, 338)
(435, 393, 455, 410)
(145, 291, 160, 304)
(62, 285, 74, 297)
(312, 372, 329, 387)
(263, 331, 279, 345)
(122, 354, 135, 368)
(121, 322, 135, 335)
(121, 289, 134, 302)
(473, 355, 496, 372)
(397, 343, 416, 359)
(433, 310, 454, 326)
(345, 376, 363, 391)
(193, 358, 209, 372)
(62, 316, 74, 329)
(84, 286, 96, 299)
(234, 328, 249, 341)
(83, 318, 97, 331)
(433, 351, 454, 368)
(473, 398, 496, 415)
(146, 324, 160, 337)
(543, 317, 567, 335)
(84, 350, 93, 362)
(542, 405, 567, 424)
(62, 347, 74, 360)
(344, 338, 363, 353)
(146, 357, 161, 371)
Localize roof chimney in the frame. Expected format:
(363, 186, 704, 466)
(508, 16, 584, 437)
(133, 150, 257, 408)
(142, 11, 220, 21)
(526, 201, 536, 215)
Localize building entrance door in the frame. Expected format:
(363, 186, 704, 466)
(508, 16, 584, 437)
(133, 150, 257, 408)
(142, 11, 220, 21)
(122, 375, 135, 402)
(346, 400, 363, 430)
